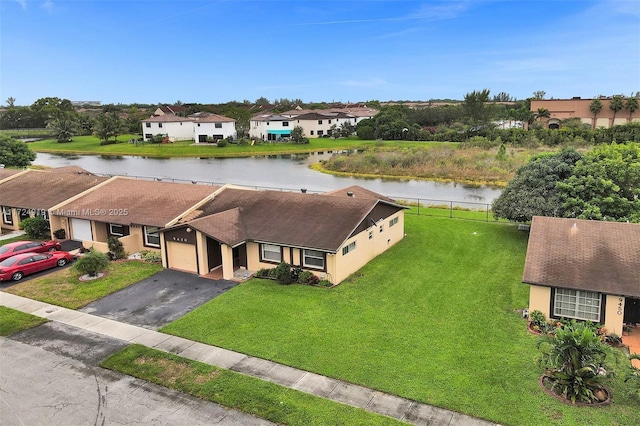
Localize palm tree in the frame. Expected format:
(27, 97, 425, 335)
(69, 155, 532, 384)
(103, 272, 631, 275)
(625, 97, 639, 122)
(535, 107, 551, 122)
(609, 95, 625, 126)
(590, 99, 603, 129)
(46, 117, 78, 143)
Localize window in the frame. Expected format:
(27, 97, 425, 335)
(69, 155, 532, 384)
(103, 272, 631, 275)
(282, 121, 289, 127)
(389, 217, 398, 227)
(145, 134, 152, 140)
(260, 244, 281, 263)
(553, 288, 602, 322)
(109, 223, 128, 237)
(317, 130, 324, 137)
(318, 120, 323, 124)
(197, 123, 201, 127)
(145, 123, 151, 128)
(144, 226, 160, 248)
(303, 249, 325, 269)
(379, 224, 384, 233)
(215, 123, 222, 128)
(328, 119, 332, 124)
(310, 130, 314, 135)
(158, 123, 163, 128)
(342, 242, 356, 256)
(2, 206, 12, 225)
(369, 231, 373, 240)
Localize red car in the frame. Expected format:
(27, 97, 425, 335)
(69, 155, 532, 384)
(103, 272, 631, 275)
(0, 240, 62, 262)
(0, 251, 73, 281)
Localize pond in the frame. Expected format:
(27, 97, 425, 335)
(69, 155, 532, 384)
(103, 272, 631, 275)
(34, 152, 503, 206)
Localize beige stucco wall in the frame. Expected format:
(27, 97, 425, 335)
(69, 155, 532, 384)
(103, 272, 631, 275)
(531, 98, 640, 129)
(48, 215, 68, 240)
(603, 294, 625, 335)
(528, 284, 551, 317)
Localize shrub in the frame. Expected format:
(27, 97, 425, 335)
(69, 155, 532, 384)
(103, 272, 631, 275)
(297, 270, 315, 285)
(217, 139, 228, 147)
(99, 139, 117, 146)
(107, 236, 126, 260)
(537, 320, 612, 403)
(529, 310, 546, 329)
(275, 262, 293, 284)
(73, 249, 109, 277)
(139, 250, 162, 263)
(318, 279, 333, 287)
(19, 216, 50, 240)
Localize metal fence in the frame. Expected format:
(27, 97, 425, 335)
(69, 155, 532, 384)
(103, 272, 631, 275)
(93, 173, 496, 222)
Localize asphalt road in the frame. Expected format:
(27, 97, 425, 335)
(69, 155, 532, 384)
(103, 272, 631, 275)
(1, 322, 272, 426)
(80, 269, 237, 329)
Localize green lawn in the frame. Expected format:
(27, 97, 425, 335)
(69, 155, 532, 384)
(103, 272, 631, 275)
(102, 345, 403, 426)
(162, 216, 640, 425)
(0, 306, 48, 335)
(0, 236, 30, 246)
(2, 260, 163, 309)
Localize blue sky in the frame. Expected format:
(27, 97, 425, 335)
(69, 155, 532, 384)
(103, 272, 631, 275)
(1, 0, 639, 105)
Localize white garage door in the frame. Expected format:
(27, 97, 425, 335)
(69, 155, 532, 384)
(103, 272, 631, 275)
(71, 219, 93, 242)
(167, 241, 197, 273)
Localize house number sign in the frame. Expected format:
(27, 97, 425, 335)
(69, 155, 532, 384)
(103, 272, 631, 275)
(617, 297, 624, 315)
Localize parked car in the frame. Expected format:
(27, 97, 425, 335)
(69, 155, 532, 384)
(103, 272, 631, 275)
(0, 240, 62, 262)
(0, 251, 73, 281)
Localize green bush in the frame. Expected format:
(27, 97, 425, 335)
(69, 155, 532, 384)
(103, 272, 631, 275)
(73, 249, 110, 277)
(139, 250, 162, 263)
(217, 139, 228, 147)
(275, 262, 292, 285)
(19, 216, 50, 240)
(529, 310, 546, 329)
(107, 236, 126, 260)
(297, 270, 314, 284)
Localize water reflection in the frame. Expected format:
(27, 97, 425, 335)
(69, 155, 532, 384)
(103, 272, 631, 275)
(35, 152, 503, 204)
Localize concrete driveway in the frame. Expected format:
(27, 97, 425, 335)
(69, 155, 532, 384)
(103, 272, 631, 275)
(80, 269, 237, 330)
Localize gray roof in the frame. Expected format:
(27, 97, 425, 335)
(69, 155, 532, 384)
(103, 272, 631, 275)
(523, 216, 640, 298)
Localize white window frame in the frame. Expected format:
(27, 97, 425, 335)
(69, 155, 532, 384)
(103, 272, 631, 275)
(342, 241, 356, 256)
(303, 249, 325, 269)
(553, 288, 602, 322)
(260, 243, 281, 263)
(144, 226, 160, 248)
(2, 206, 13, 225)
(389, 216, 398, 227)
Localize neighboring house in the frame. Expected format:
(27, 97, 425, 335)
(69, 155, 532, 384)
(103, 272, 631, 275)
(162, 185, 406, 284)
(141, 113, 237, 142)
(249, 107, 378, 140)
(49, 177, 221, 255)
(141, 115, 195, 142)
(523, 216, 640, 335)
(191, 113, 237, 142)
(0, 168, 25, 181)
(531, 98, 640, 129)
(0, 168, 107, 236)
(153, 104, 187, 116)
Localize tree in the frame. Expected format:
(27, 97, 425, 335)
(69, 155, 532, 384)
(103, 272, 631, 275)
(589, 99, 603, 129)
(535, 107, 551, 122)
(93, 112, 123, 143)
(6, 97, 15, 107)
(30, 97, 76, 127)
(493, 92, 513, 102)
(19, 216, 50, 239)
(609, 95, 625, 126)
(290, 126, 308, 144)
(625, 96, 639, 121)
(492, 149, 582, 222)
(532, 91, 546, 100)
(46, 116, 78, 143)
(557, 142, 640, 222)
(329, 124, 340, 139)
(356, 118, 375, 140)
(0, 134, 36, 167)
(339, 121, 355, 137)
(462, 89, 496, 127)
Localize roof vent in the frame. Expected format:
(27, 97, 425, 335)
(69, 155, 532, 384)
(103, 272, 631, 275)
(301, 188, 307, 193)
(347, 191, 354, 197)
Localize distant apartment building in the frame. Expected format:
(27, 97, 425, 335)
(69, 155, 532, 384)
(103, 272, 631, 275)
(531, 97, 640, 129)
(141, 113, 236, 142)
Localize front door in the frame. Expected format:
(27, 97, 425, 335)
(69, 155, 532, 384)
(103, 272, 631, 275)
(232, 244, 247, 269)
(624, 297, 640, 325)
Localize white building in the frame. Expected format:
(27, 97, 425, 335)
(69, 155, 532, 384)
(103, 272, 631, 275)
(250, 107, 378, 140)
(141, 113, 237, 143)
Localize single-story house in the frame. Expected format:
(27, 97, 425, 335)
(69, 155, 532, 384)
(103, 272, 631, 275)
(141, 113, 237, 142)
(523, 216, 640, 335)
(0, 167, 107, 236)
(49, 177, 221, 254)
(162, 185, 406, 284)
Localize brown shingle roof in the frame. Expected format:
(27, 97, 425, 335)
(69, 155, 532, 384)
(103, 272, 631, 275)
(523, 216, 640, 298)
(190, 113, 235, 123)
(54, 177, 219, 227)
(0, 169, 108, 210)
(0, 169, 24, 181)
(323, 185, 397, 203)
(177, 186, 403, 251)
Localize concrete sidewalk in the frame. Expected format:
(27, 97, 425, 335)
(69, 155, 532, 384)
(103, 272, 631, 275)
(0, 292, 497, 426)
